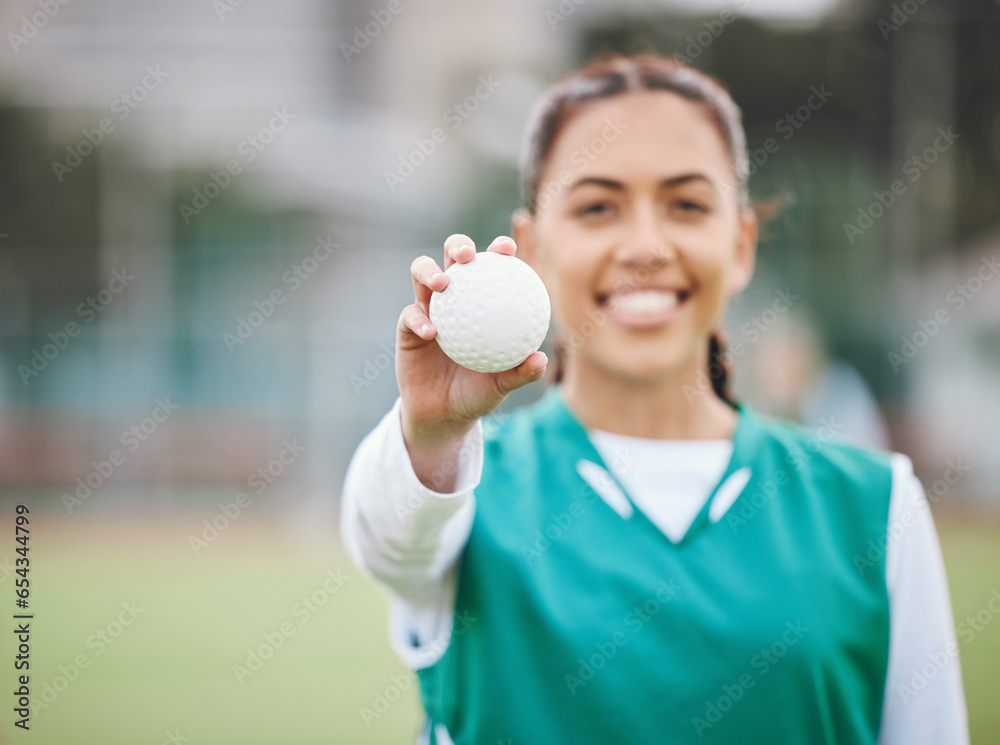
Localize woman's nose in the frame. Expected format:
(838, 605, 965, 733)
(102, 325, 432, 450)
(613, 203, 677, 269)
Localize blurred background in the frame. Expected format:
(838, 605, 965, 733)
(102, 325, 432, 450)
(1, 0, 998, 742)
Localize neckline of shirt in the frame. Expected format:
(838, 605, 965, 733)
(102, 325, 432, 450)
(588, 428, 734, 449)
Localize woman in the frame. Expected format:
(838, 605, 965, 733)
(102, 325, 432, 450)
(341, 55, 967, 744)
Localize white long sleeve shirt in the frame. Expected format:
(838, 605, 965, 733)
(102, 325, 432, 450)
(340, 398, 969, 745)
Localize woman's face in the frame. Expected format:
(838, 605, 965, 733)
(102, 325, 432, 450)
(515, 91, 757, 385)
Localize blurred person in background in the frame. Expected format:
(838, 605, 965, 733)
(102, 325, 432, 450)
(746, 308, 892, 450)
(341, 55, 967, 744)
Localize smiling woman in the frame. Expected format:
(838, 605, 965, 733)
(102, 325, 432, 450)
(513, 80, 756, 439)
(340, 54, 968, 745)
(517, 62, 755, 420)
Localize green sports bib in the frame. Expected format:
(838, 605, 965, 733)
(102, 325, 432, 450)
(417, 385, 892, 744)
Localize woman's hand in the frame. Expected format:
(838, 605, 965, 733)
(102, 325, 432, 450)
(396, 234, 548, 488)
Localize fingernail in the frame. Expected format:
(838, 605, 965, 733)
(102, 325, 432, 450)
(431, 272, 442, 282)
(420, 324, 433, 336)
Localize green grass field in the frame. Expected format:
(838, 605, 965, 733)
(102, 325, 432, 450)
(2, 508, 998, 744)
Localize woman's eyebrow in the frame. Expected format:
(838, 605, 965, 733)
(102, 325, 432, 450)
(567, 176, 624, 193)
(660, 173, 715, 189)
(567, 173, 716, 194)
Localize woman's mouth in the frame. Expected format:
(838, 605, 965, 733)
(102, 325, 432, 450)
(598, 288, 690, 328)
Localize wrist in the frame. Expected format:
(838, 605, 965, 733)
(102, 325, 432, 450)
(399, 406, 477, 492)
(400, 405, 476, 450)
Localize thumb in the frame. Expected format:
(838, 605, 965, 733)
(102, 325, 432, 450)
(493, 351, 548, 397)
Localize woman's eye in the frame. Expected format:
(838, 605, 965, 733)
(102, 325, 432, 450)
(673, 200, 708, 213)
(577, 202, 614, 217)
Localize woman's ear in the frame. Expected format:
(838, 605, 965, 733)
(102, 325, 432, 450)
(512, 208, 537, 269)
(728, 206, 758, 295)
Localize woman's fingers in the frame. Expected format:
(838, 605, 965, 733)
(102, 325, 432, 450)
(412, 233, 481, 310)
(410, 255, 447, 310)
(437, 234, 515, 283)
(397, 303, 436, 347)
(444, 234, 476, 269)
(485, 235, 517, 256)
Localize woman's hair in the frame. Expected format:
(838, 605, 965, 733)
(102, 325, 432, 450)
(518, 53, 747, 407)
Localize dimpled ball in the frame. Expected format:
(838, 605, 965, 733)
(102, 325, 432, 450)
(429, 251, 551, 373)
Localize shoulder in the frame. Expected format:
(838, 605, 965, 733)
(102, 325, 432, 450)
(748, 407, 894, 485)
(746, 409, 899, 538)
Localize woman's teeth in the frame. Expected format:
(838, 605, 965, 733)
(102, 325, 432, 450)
(606, 290, 681, 313)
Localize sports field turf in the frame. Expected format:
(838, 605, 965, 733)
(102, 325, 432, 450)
(2, 507, 997, 744)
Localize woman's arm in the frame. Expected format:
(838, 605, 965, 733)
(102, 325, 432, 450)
(878, 453, 969, 745)
(340, 397, 482, 606)
(340, 233, 546, 668)
(341, 397, 486, 668)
